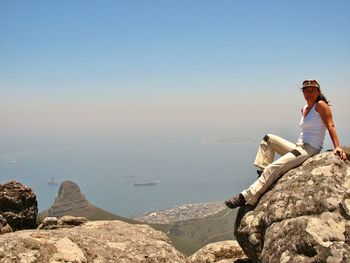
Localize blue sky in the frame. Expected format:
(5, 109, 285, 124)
(1, 1, 349, 144)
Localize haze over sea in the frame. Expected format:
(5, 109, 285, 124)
(1, 1, 349, 217)
(1, 121, 349, 217)
(2, 131, 260, 217)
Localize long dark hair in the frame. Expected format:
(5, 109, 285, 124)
(317, 91, 330, 105)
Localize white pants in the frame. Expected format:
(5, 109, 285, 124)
(242, 134, 320, 205)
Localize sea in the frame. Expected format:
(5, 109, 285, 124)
(0, 123, 348, 218)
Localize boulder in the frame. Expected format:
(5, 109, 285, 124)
(0, 181, 38, 230)
(235, 150, 350, 263)
(0, 215, 12, 234)
(0, 220, 186, 262)
(58, 215, 88, 226)
(38, 215, 88, 230)
(37, 217, 58, 230)
(187, 240, 249, 263)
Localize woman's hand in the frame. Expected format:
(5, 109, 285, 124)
(334, 146, 347, 160)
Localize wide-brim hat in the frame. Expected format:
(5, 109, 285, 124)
(302, 79, 320, 89)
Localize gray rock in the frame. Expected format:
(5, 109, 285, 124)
(0, 220, 186, 262)
(187, 240, 249, 263)
(0, 215, 12, 234)
(0, 181, 38, 230)
(341, 192, 350, 217)
(344, 146, 350, 160)
(37, 217, 58, 230)
(38, 216, 88, 230)
(58, 215, 88, 226)
(235, 150, 350, 263)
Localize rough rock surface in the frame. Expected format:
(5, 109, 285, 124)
(48, 181, 91, 218)
(0, 220, 186, 262)
(0, 181, 38, 230)
(235, 150, 350, 263)
(187, 240, 249, 263)
(0, 215, 12, 234)
(38, 216, 88, 230)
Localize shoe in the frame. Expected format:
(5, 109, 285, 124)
(225, 194, 246, 209)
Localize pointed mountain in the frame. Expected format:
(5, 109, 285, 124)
(40, 180, 138, 224)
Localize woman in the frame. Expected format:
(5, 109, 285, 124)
(225, 79, 347, 209)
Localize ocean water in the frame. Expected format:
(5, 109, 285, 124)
(0, 134, 261, 217)
(0, 124, 348, 218)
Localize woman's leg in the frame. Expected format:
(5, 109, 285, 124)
(242, 144, 319, 205)
(254, 134, 296, 170)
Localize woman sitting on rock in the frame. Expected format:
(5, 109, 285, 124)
(225, 79, 347, 209)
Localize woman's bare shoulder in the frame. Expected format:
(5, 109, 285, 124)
(315, 100, 331, 113)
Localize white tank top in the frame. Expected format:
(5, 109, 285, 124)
(297, 103, 327, 150)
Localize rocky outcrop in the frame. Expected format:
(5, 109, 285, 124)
(38, 215, 88, 230)
(0, 215, 12, 234)
(187, 240, 249, 263)
(0, 181, 38, 230)
(0, 219, 186, 262)
(235, 150, 350, 263)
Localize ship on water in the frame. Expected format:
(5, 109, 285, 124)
(47, 177, 59, 186)
(134, 180, 159, 186)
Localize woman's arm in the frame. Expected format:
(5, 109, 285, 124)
(316, 101, 347, 160)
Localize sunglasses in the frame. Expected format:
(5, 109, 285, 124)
(302, 80, 320, 88)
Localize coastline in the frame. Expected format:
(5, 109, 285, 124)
(132, 201, 226, 224)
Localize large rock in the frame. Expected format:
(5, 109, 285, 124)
(0, 215, 12, 234)
(0, 181, 38, 230)
(0, 220, 186, 262)
(187, 240, 249, 263)
(235, 150, 350, 263)
(37, 216, 88, 230)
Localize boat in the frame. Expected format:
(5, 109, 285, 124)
(134, 181, 159, 186)
(6, 159, 18, 163)
(47, 177, 59, 186)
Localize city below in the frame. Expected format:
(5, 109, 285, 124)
(133, 201, 226, 224)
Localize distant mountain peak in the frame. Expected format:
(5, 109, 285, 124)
(57, 180, 85, 200)
(49, 181, 90, 218)
(43, 180, 138, 224)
